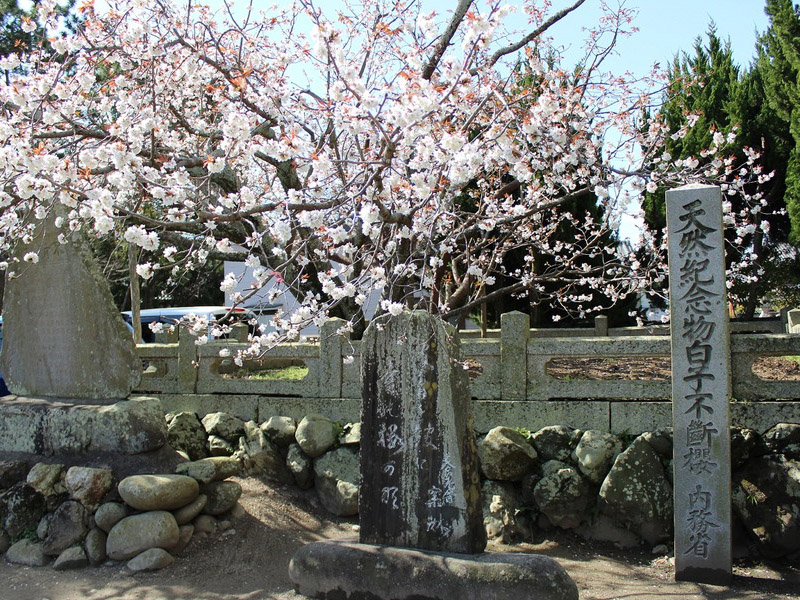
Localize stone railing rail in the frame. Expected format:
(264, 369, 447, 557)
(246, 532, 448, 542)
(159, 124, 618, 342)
(134, 311, 800, 434)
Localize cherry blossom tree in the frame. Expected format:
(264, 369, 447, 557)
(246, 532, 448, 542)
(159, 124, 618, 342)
(0, 0, 764, 354)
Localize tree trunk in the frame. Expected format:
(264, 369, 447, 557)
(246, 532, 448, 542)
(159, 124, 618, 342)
(128, 245, 143, 343)
(742, 226, 765, 320)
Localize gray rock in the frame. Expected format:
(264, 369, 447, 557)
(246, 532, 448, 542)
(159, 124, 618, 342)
(53, 546, 88, 570)
(313, 447, 359, 516)
(482, 480, 532, 543)
(207, 435, 236, 456)
(193, 514, 216, 535)
(26, 462, 66, 497)
(0, 397, 166, 455)
(731, 427, 762, 469)
(92, 398, 168, 454)
(166, 524, 194, 556)
(519, 470, 543, 508)
(2, 482, 47, 537)
(295, 414, 338, 458)
(286, 443, 313, 490)
(577, 514, 641, 550)
(531, 425, 581, 462)
(43, 500, 90, 556)
(572, 430, 623, 484)
(534, 460, 590, 529)
(65, 466, 114, 509)
(5, 538, 48, 567)
(599, 437, 673, 545)
(261, 416, 296, 447)
(175, 456, 242, 484)
(106, 511, 180, 561)
(732, 454, 800, 558)
(227, 503, 246, 521)
(84, 528, 107, 566)
(201, 412, 245, 443)
(0, 460, 28, 490)
(289, 540, 578, 600)
(0, 214, 140, 399)
(238, 421, 293, 483)
(94, 502, 128, 533)
(37, 513, 51, 540)
(173, 494, 207, 525)
(763, 423, 800, 459)
(217, 518, 233, 532)
(339, 422, 361, 446)
(201, 481, 242, 515)
(127, 547, 175, 572)
(478, 427, 538, 481)
(639, 428, 673, 458)
(118, 474, 199, 511)
(167, 412, 209, 461)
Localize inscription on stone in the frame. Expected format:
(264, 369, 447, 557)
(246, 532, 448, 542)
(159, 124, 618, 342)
(667, 185, 731, 584)
(360, 311, 485, 553)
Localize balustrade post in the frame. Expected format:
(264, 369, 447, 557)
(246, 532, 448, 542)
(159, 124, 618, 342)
(500, 311, 529, 400)
(594, 315, 609, 336)
(230, 322, 249, 343)
(177, 327, 198, 393)
(318, 318, 346, 398)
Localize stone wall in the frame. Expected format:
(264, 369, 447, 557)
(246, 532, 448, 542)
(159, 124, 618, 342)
(3, 410, 798, 572)
(162, 410, 800, 561)
(0, 458, 245, 571)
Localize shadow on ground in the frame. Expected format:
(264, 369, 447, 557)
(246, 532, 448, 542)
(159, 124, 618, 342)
(1, 476, 798, 600)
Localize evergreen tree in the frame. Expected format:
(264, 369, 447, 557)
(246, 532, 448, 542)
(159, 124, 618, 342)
(760, 0, 800, 244)
(0, 1, 78, 83)
(643, 27, 740, 242)
(644, 21, 800, 316)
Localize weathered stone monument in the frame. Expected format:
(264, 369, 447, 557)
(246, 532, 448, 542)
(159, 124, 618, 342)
(359, 311, 485, 552)
(289, 311, 577, 600)
(667, 184, 732, 584)
(0, 216, 166, 457)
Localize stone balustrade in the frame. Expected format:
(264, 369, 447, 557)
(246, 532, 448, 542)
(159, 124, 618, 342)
(133, 311, 800, 434)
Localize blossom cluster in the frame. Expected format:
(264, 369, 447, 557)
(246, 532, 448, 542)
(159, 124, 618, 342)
(0, 0, 767, 352)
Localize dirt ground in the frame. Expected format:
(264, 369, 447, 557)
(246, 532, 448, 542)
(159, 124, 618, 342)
(547, 355, 800, 382)
(1, 477, 799, 600)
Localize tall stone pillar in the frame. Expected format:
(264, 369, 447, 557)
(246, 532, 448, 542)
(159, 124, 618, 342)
(667, 184, 732, 584)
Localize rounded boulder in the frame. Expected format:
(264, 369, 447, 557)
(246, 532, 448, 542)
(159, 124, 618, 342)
(313, 447, 360, 516)
(118, 474, 199, 511)
(106, 511, 180, 561)
(201, 481, 242, 515)
(295, 414, 338, 458)
(478, 427, 538, 481)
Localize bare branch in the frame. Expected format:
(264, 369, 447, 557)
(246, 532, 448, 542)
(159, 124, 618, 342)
(474, 0, 588, 73)
(421, 0, 474, 80)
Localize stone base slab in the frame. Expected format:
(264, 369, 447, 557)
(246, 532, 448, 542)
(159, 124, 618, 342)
(288, 540, 578, 600)
(0, 395, 167, 455)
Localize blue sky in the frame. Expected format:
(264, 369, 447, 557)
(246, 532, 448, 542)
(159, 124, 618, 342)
(547, 1, 770, 77)
(78, 1, 772, 78)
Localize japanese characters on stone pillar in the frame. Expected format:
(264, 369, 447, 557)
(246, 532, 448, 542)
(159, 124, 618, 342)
(666, 185, 732, 584)
(360, 311, 485, 554)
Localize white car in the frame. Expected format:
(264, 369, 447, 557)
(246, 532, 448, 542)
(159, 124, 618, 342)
(121, 306, 258, 343)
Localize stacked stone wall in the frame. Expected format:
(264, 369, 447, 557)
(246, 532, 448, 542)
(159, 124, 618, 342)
(3, 411, 798, 573)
